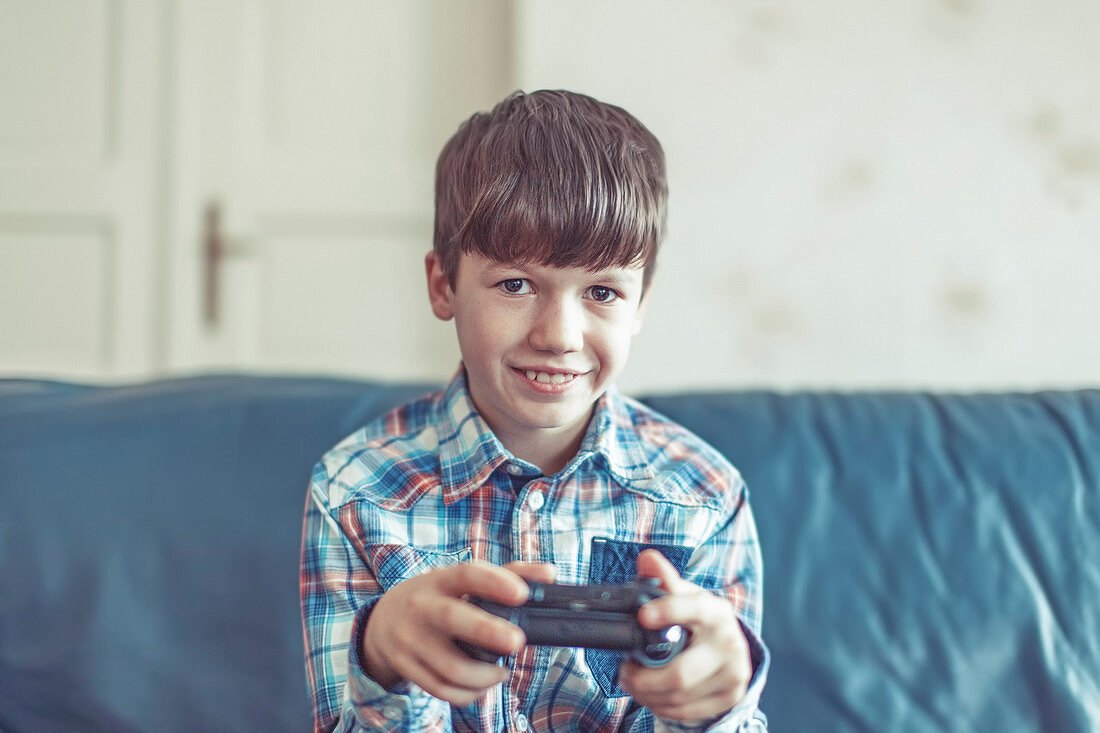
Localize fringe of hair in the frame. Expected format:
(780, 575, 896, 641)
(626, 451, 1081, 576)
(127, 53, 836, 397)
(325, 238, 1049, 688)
(434, 90, 667, 289)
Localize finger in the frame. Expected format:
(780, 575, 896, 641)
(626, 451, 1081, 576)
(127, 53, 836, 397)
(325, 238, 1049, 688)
(637, 588, 732, 631)
(398, 649, 507, 707)
(644, 688, 743, 724)
(435, 561, 530, 604)
(641, 662, 748, 723)
(618, 643, 715, 699)
(504, 561, 557, 585)
(414, 639, 510, 691)
(434, 595, 526, 655)
(619, 656, 745, 722)
(619, 638, 751, 713)
(391, 607, 514, 687)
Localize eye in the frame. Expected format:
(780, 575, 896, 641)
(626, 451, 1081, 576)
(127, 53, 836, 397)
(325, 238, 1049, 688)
(587, 285, 621, 303)
(497, 278, 532, 295)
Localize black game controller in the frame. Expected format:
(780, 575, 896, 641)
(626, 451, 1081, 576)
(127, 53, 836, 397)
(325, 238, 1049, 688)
(460, 577, 688, 667)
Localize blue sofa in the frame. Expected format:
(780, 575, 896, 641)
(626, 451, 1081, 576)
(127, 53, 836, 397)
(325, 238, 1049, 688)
(1, 375, 1097, 731)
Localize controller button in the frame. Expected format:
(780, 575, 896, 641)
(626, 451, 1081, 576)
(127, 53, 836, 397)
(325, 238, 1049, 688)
(525, 489, 545, 511)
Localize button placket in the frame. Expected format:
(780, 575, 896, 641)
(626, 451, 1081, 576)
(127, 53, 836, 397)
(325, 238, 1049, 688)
(512, 481, 547, 564)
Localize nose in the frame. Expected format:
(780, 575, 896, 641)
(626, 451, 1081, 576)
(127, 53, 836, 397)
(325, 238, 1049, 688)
(528, 297, 584, 354)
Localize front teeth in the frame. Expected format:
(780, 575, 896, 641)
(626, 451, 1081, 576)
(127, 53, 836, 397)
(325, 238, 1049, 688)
(525, 370, 576, 385)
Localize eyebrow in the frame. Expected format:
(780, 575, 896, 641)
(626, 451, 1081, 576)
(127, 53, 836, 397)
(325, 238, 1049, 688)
(599, 270, 635, 282)
(486, 261, 642, 287)
(588, 269, 643, 288)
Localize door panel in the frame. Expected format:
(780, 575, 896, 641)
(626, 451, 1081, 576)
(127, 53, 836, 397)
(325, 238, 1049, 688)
(0, 0, 163, 379)
(168, 0, 512, 380)
(0, 226, 110, 373)
(0, 0, 511, 381)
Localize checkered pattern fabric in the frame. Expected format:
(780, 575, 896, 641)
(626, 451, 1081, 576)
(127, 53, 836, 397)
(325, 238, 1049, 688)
(301, 369, 768, 732)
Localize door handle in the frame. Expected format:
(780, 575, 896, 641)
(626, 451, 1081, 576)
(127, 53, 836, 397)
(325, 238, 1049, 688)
(202, 201, 250, 328)
(203, 201, 223, 327)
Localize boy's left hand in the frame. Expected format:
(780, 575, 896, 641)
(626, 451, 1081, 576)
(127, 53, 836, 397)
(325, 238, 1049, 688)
(617, 549, 753, 723)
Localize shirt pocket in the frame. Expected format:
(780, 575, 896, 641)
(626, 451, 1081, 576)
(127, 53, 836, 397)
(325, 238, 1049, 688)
(586, 538, 694, 698)
(369, 544, 473, 591)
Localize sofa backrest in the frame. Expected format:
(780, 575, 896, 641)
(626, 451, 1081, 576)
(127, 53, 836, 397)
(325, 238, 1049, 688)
(1, 377, 1097, 731)
(644, 391, 1100, 731)
(0, 376, 432, 732)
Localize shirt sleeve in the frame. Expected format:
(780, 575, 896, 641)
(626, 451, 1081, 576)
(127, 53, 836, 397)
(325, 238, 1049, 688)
(630, 482, 771, 733)
(299, 461, 452, 733)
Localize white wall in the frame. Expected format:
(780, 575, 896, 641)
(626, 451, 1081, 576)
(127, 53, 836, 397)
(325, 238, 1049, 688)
(516, 0, 1100, 391)
(2, 1, 1097, 391)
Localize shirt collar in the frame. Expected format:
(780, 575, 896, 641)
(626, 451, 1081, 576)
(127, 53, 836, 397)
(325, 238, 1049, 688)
(435, 368, 511, 504)
(435, 368, 655, 504)
(576, 386, 657, 485)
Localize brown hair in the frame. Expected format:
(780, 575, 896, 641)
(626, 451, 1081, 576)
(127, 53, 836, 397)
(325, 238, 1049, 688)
(433, 90, 667, 290)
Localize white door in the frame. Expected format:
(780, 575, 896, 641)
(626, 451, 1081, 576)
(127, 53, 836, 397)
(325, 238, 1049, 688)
(165, 0, 513, 381)
(0, 0, 512, 382)
(0, 0, 166, 380)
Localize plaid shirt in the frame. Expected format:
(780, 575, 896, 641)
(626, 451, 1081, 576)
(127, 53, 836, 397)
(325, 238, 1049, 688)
(301, 370, 769, 732)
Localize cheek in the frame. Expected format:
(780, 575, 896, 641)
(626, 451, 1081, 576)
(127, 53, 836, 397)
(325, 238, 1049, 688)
(455, 303, 513, 359)
(591, 318, 638, 368)
(455, 318, 491, 361)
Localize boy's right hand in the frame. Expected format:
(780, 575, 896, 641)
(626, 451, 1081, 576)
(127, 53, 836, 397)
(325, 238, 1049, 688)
(362, 560, 556, 705)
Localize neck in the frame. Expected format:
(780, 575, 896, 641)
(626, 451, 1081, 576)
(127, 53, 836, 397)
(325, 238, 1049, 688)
(501, 426, 586, 476)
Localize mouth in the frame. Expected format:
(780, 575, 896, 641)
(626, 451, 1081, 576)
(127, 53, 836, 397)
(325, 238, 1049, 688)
(513, 368, 583, 386)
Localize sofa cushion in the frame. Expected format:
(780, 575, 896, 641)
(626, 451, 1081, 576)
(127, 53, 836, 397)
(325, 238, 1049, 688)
(644, 390, 1100, 731)
(0, 376, 431, 732)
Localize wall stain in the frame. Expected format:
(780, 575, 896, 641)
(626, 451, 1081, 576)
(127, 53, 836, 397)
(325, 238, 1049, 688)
(747, 6, 790, 34)
(942, 282, 988, 318)
(726, 3, 792, 68)
(927, 0, 979, 41)
(1025, 104, 1100, 210)
(754, 302, 801, 336)
(941, 0, 977, 16)
(823, 159, 876, 202)
(718, 264, 811, 336)
(721, 268, 753, 300)
(1028, 105, 1061, 140)
(1058, 138, 1100, 178)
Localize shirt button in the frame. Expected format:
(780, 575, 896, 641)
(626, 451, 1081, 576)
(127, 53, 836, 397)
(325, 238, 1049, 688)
(514, 713, 529, 731)
(506, 463, 523, 475)
(526, 489, 545, 511)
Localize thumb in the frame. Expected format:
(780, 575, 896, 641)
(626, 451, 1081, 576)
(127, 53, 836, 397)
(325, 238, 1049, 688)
(635, 549, 691, 594)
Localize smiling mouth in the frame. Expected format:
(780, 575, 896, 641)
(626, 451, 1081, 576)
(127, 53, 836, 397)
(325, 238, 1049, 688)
(518, 369, 580, 385)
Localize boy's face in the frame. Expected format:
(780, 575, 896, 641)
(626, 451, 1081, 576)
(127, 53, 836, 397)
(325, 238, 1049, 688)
(426, 251, 649, 453)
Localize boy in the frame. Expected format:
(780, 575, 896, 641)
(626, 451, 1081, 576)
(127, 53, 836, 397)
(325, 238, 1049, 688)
(301, 90, 769, 731)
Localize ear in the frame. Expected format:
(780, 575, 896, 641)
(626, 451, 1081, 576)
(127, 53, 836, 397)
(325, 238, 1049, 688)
(425, 251, 455, 321)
